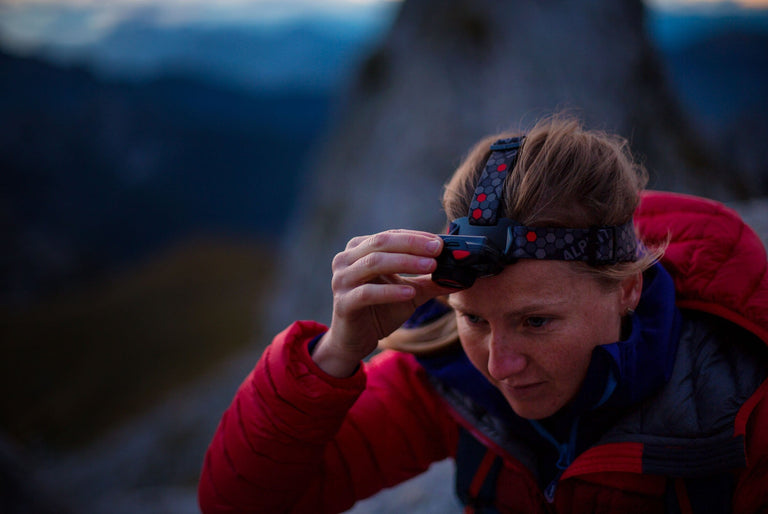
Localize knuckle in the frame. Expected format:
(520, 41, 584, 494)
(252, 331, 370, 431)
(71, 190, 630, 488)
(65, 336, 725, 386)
(346, 235, 366, 250)
(330, 272, 344, 292)
(359, 251, 381, 270)
(406, 233, 421, 248)
(331, 250, 350, 272)
(397, 253, 413, 268)
(367, 232, 391, 250)
(353, 284, 373, 304)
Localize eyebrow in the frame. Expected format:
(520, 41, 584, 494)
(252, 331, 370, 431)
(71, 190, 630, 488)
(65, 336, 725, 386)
(448, 297, 570, 317)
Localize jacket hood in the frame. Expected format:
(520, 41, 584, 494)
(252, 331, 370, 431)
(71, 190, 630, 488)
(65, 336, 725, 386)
(636, 191, 768, 346)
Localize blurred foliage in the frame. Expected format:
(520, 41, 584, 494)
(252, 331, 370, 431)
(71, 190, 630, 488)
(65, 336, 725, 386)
(0, 237, 273, 450)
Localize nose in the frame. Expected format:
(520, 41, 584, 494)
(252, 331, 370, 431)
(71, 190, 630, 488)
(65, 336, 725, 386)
(486, 331, 527, 381)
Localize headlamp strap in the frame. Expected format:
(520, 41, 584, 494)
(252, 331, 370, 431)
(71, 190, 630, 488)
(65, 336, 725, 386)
(505, 221, 638, 265)
(468, 137, 524, 226)
(459, 135, 637, 265)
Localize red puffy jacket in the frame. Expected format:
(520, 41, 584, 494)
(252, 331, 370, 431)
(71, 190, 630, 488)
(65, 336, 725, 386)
(199, 192, 768, 513)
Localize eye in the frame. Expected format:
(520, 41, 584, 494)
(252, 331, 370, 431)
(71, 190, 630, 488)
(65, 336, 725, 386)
(462, 313, 485, 326)
(525, 317, 549, 328)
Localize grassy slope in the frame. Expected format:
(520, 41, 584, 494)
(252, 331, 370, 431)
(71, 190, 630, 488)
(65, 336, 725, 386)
(0, 237, 274, 449)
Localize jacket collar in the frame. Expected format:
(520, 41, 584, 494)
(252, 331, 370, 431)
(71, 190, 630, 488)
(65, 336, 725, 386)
(569, 263, 682, 415)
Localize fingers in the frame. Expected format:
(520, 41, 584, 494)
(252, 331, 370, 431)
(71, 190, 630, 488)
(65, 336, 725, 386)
(322, 230, 450, 367)
(403, 273, 466, 304)
(333, 252, 434, 291)
(338, 230, 441, 266)
(333, 283, 416, 317)
(332, 230, 443, 291)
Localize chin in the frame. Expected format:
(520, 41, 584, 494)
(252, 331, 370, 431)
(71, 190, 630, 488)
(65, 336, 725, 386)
(501, 387, 563, 420)
(508, 401, 559, 420)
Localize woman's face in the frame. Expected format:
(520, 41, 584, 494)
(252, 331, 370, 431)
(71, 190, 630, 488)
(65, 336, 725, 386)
(449, 260, 640, 420)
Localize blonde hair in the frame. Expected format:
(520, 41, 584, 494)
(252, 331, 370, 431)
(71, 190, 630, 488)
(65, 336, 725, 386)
(380, 115, 664, 354)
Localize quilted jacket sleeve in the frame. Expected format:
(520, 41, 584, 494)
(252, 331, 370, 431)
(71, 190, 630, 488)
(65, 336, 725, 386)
(198, 320, 458, 514)
(734, 380, 768, 512)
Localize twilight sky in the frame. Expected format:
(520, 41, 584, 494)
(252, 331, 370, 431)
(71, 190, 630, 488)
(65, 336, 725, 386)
(1, 0, 767, 7)
(0, 0, 764, 54)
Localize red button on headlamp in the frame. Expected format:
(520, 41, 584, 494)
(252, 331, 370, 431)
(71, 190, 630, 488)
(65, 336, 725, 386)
(452, 250, 471, 260)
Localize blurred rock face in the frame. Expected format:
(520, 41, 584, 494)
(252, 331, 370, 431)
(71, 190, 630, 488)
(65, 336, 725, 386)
(269, 0, 739, 330)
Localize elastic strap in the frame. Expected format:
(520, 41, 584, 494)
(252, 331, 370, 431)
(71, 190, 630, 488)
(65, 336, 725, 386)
(468, 137, 524, 226)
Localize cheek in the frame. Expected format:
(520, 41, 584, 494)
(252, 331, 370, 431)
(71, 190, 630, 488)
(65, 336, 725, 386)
(458, 332, 489, 372)
(546, 321, 615, 389)
(551, 346, 594, 384)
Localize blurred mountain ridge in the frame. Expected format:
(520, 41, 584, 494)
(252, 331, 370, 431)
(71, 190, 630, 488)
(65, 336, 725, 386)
(2, 1, 766, 92)
(40, 21, 379, 93)
(660, 28, 768, 186)
(0, 0, 396, 92)
(647, 4, 768, 49)
(0, 48, 332, 305)
(663, 28, 768, 121)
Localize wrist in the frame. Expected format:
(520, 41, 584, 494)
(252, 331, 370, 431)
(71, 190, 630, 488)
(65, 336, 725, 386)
(310, 332, 363, 378)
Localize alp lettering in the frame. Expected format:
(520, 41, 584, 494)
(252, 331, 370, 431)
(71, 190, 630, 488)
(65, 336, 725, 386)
(563, 239, 589, 260)
(563, 229, 609, 260)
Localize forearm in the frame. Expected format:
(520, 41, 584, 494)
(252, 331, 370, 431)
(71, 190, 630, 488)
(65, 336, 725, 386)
(198, 320, 458, 513)
(198, 321, 366, 513)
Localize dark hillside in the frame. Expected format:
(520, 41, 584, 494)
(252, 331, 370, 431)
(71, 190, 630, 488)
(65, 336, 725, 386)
(0, 49, 331, 304)
(663, 29, 768, 124)
(660, 29, 768, 190)
(0, 237, 273, 449)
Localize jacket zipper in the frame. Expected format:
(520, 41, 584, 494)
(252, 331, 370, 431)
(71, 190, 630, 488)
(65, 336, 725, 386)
(529, 417, 581, 503)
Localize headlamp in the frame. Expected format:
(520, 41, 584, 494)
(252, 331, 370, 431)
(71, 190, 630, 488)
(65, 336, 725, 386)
(432, 137, 638, 289)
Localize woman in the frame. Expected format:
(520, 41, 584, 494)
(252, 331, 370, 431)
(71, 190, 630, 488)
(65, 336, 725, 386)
(198, 116, 768, 513)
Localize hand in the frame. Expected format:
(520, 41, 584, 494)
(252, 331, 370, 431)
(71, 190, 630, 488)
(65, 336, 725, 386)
(312, 229, 454, 377)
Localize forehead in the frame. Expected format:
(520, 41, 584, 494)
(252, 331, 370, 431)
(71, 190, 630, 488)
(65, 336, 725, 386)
(449, 260, 600, 313)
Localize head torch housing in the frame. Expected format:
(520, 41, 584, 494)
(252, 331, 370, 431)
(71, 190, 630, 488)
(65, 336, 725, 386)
(432, 217, 638, 288)
(431, 136, 638, 289)
(431, 235, 505, 289)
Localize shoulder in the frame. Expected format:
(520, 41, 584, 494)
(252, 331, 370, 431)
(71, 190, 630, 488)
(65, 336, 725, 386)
(669, 312, 767, 431)
(734, 350, 768, 510)
(636, 191, 766, 281)
(636, 191, 768, 346)
(674, 312, 768, 404)
(612, 312, 768, 441)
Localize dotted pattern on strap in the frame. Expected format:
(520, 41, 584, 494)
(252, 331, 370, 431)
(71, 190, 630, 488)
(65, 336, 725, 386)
(505, 221, 638, 264)
(468, 137, 523, 226)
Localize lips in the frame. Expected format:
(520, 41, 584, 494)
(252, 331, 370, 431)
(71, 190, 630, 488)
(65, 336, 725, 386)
(511, 382, 545, 391)
(498, 380, 546, 396)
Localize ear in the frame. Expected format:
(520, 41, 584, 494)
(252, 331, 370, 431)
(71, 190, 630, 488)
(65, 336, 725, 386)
(619, 272, 643, 313)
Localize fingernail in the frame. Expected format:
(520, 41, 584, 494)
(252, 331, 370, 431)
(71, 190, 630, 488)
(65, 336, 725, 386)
(426, 239, 441, 254)
(418, 258, 434, 271)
